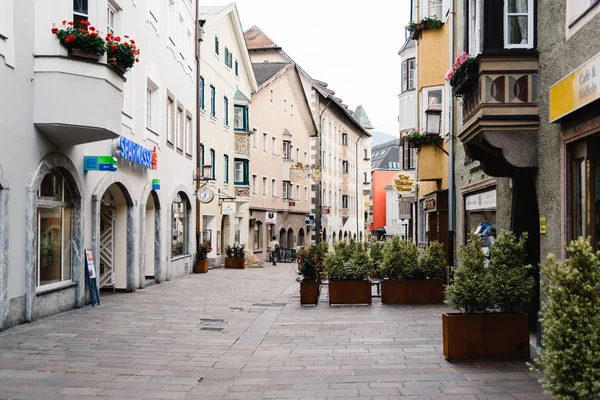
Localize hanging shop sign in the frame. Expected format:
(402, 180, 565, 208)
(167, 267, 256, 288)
(84, 156, 117, 172)
(465, 190, 497, 211)
(550, 51, 600, 122)
(305, 214, 314, 225)
(152, 178, 160, 190)
(265, 211, 277, 225)
(393, 172, 416, 195)
(424, 194, 437, 212)
(222, 202, 236, 215)
(116, 137, 158, 169)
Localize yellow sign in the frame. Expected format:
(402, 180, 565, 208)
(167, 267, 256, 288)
(392, 172, 415, 195)
(540, 217, 547, 234)
(549, 52, 600, 122)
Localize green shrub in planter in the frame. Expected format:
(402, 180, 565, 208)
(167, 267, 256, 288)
(379, 236, 418, 279)
(369, 240, 384, 270)
(531, 237, 600, 399)
(418, 241, 446, 279)
(487, 231, 534, 312)
(446, 234, 493, 313)
(324, 244, 372, 281)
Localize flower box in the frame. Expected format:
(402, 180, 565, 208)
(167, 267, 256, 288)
(108, 56, 127, 75)
(300, 281, 320, 305)
(452, 64, 478, 97)
(381, 279, 444, 304)
(194, 259, 208, 274)
(406, 135, 442, 149)
(442, 313, 530, 361)
(68, 47, 102, 61)
(328, 280, 372, 305)
(224, 258, 245, 269)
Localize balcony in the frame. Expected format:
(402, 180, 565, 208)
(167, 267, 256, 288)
(459, 54, 539, 176)
(234, 132, 250, 157)
(33, 55, 123, 148)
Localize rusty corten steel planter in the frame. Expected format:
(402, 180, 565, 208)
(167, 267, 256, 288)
(328, 280, 372, 305)
(442, 312, 530, 361)
(381, 279, 444, 304)
(300, 281, 320, 305)
(224, 258, 245, 269)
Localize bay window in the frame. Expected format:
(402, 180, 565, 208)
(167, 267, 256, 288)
(234, 105, 249, 131)
(234, 159, 249, 185)
(283, 140, 291, 159)
(401, 58, 416, 92)
(504, 0, 534, 48)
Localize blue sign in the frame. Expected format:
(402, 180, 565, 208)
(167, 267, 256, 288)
(84, 156, 117, 172)
(84, 156, 99, 171)
(117, 137, 157, 170)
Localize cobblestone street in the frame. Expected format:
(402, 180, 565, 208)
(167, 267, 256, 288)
(0, 264, 550, 400)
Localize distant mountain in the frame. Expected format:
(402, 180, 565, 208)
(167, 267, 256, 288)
(370, 130, 397, 146)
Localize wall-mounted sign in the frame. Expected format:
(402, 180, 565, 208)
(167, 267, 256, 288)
(288, 201, 296, 207)
(305, 214, 314, 225)
(222, 202, 236, 215)
(424, 195, 437, 212)
(152, 179, 160, 190)
(37, 196, 58, 208)
(393, 172, 416, 195)
(465, 190, 497, 211)
(116, 137, 157, 170)
(550, 51, 600, 122)
(84, 156, 117, 171)
(540, 217, 547, 234)
(265, 211, 277, 225)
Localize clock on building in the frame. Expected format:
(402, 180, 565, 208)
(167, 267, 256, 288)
(197, 187, 214, 203)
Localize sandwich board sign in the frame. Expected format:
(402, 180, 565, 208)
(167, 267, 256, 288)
(85, 249, 100, 306)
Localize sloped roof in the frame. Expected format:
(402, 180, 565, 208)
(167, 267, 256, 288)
(234, 89, 250, 102)
(371, 139, 401, 170)
(353, 105, 374, 130)
(252, 62, 290, 86)
(244, 25, 281, 50)
(198, 5, 229, 22)
(398, 37, 416, 54)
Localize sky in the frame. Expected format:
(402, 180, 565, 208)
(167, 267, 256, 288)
(209, 0, 411, 136)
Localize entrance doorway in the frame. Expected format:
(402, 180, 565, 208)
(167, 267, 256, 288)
(144, 191, 159, 283)
(99, 184, 130, 290)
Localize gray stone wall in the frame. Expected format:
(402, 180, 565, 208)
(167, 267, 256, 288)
(537, 1, 600, 261)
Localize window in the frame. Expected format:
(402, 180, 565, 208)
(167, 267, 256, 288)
(272, 179, 277, 197)
(214, 35, 219, 55)
(304, 151, 308, 164)
(283, 140, 291, 159)
(235, 60, 239, 76)
(200, 144, 205, 167)
(199, 77, 205, 109)
(363, 172, 368, 183)
(568, 0, 600, 26)
(304, 187, 308, 202)
(262, 177, 268, 196)
(342, 195, 349, 209)
(342, 132, 348, 146)
(468, 0, 482, 56)
(210, 85, 216, 117)
(272, 137, 277, 155)
(505, 0, 534, 48)
(107, 3, 116, 34)
(252, 132, 257, 148)
(146, 88, 153, 129)
(291, 104, 294, 116)
(224, 47, 233, 68)
(172, 193, 188, 257)
(364, 148, 369, 159)
(146, 81, 159, 133)
(422, 87, 443, 134)
(263, 133, 268, 152)
(166, 94, 174, 145)
(234, 159, 249, 185)
(282, 181, 291, 199)
(284, 98, 287, 112)
(252, 174, 257, 194)
(168, 0, 176, 45)
(185, 113, 193, 156)
(37, 171, 73, 287)
(401, 58, 416, 92)
(296, 148, 300, 161)
(210, 149, 216, 179)
(296, 185, 300, 200)
(270, 90, 274, 103)
(254, 222, 262, 250)
(176, 104, 184, 150)
(73, 0, 88, 26)
(234, 217, 241, 244)
(426, 0, 443, 17)
(224, 155, 229, 183)
(342, 161, 349, 174)
(234, 105, 249, 131)
(224, 97, 229, 126)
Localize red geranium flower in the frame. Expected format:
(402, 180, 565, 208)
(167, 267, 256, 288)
(51, 27, 59, 34)
(115, 36, 121, 42)
(89, 26, 95, 32)
(111, 44, 117, 51)
(67, 21, 74, 26)
(135, 58, 139, 62)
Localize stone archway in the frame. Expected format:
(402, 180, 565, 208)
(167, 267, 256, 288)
(139, 181, 161, 287)
(0, 162, 9, 330)
(279, 227, 287, 248)
(332, 231, 336, 244)
(92, 173, 135, 292)
(297, 228, 305, 247)
(25, 153, 84, 322)
(287, 228, 294, 250)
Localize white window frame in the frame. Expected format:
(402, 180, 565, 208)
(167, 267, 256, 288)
(234, 161, 244, 183)
(283, 140, 291, 159)
(252, 132, 257, 148)
(262, 177, 268, 196)
(282, 181, 290, 199)
(263, 133, 268, 152)
(421, 86, 444, 136)
(271, 179, 277, 198)
(504, 0, 535, 49)
(107, 3, 116, 34)
(168, 0, 177, 46)
(422, 0, 443, 18)
(252, 174, 257, 195)
(304, 187, 308, 202)
(166, 93, 175, 145)
(146, 80, 159, 135)
(272, 137, 277, 155)
(176, 103, 184, 150)
(468, 0, 482, 56)
(185, 112, 193, 156)
(567, 0, 600, 37)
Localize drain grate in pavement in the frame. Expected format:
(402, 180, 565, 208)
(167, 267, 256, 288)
(236, 307, 282, 345)
(251, 303, 287, 308)
(199, 327, 224, 331)
(199, 318, 226, 332)
(200, 318, 224, 323)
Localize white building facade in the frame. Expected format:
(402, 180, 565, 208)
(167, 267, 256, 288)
(0, 0, 197, 330)
(198, 5, 257, 266)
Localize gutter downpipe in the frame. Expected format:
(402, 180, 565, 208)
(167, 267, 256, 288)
(195, 10, 206, 262)
(355, 131, 366, 242)
(413, 0, 420, 246)
(314, 99, 332, 244)
(447, 0, 456, 274)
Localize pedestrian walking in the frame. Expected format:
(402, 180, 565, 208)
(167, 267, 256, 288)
(269, 236, 280, 266)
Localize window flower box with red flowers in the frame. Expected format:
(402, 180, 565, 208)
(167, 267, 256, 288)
(446, 52, 478, 97)
(52, 20, 105, 61)
(406, 16, 443, 40)
(105, 33, 140, 76)
(402, 129, 443, 149)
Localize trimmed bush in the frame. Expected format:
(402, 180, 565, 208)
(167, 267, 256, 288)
(418, 241, 447, 279)
(531, 237, 600, 399)
(324, 243, 372, 281)
(379, 236, 418, 280)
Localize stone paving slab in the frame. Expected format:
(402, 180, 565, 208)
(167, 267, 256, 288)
(0, 263, 551, 399)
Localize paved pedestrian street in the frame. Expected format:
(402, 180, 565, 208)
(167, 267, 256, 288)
(0, 264, 550, 400)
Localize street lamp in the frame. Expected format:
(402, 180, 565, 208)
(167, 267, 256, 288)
(202, 163, 213, 180)
(425, 108, 442, 136)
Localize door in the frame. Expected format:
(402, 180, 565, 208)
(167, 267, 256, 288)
(99, 191, 116, 288)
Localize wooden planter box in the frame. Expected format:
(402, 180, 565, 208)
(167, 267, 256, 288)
(442, 313, 530, 361)
(224, 258, 245, 269)
(381, 279, 444, 304)
(194, 259, 208, 273)
(108, 56, 127, 75)
(68, 47, 102, 61)
(329, 280, 372, 305)
(300, 281, 320, 305)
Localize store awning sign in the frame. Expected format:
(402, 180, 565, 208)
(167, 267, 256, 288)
(550, 52, 600, 122)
